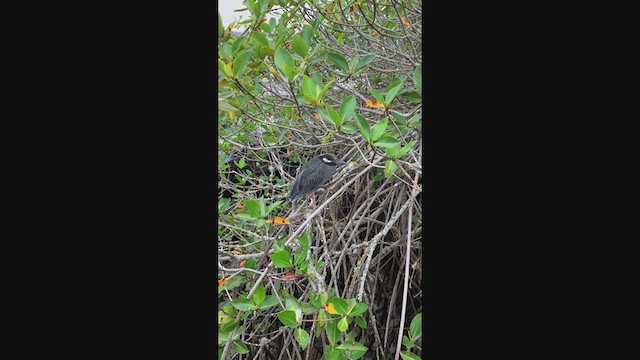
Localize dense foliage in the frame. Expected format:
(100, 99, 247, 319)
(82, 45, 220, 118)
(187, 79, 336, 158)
(218, 1, 422, 359)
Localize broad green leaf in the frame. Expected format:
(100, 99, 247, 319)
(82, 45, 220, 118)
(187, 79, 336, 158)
(265, 200, 283, 215)
(327, 53, 349, 72)
(274, 48, 294, 79)
(218, 11, 224, 36)
(283, 63, 294, 81)
(394, 140, 417, 158)
(385, 83, 404, 105)
(317, 80, 335, 100)
(369, 88, 385, 103)
(410, 312, 422, 340)
(373, 136, 400, 148)
(259, 197, 266, 217)
(258, 295, 281, 310)
(270, 249, 293, 268)
(336, 341, 368, 352)
(251, 282, 266, 306)
(231, 297, 256, 311)
(400, 351, 422, 360)
(295, 328, 311, 349)
(400, 91, 422, 103)
(326, 345, 342, 360)
(341, 122, 359, 135)
(384, 160, 398, 177)
(233, 341, 250, 354)
(327, 297, 349, 315)
(277, 309, 298, 327)
(244, 199, 262, 218)
(338, 95, 356, 125)
(414, 67, 422, 90)
(302, 75, 318, 98)
(402, 335, 415, 349)
(291, 35, 308, 58)
(232, 37, 246, 54)
(299, 232, 309, 253)
(252, 32, 269, 48)
(324, 105, 340, 127)
(218, 100, 237, 112)
(285, 297, 301, 312)
(371, 117, 388, 142)
(233, 48, 253, 76)
(337, 317, 349, 332)
(301, 25, 313, 48)
(218, 59, 233, 78)
(325, 318, 341, 345)
(349, 302, 368, 317)
(354, 54, 376, 72)
(355, 114, 371, 143)
(355, 315, 367, 329)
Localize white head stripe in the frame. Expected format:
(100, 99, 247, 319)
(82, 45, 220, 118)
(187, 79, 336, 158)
(322, 157, 332, 163)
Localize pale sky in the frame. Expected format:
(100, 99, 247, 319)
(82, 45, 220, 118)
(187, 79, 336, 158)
(218, 0, 281, 30)
(218, 0, 249, 27)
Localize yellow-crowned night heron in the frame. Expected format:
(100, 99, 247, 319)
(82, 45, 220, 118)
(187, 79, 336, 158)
(289, 154, 348, 204)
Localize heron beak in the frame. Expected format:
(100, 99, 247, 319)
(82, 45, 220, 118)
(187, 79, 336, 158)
(335, 159, 348, 166)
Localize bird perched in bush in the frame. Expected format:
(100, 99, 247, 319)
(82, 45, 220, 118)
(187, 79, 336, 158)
(289, 154, 348, 203)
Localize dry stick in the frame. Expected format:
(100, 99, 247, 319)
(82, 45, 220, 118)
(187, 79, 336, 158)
(354, 185, 418, 301)
(394, 174, 420, 360)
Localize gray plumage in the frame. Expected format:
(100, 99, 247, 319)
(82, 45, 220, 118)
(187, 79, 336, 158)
(289, 154, 347, 202)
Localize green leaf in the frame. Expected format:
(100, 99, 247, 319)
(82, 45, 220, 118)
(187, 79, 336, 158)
(277, 309, 299, 327)
(299, 232, 309, 253)
(336, 341, 368, 352)
(233, 48, 253, 76)
(326, 345, 342, 360)
(317, 80, 334, 100)
(265, 200, 283, 215)
(400, 351, 422, 360)
(337, 317, 349, 332)
(231, 297, 256, 311)
(340, 123, 359, 135)
(410, 312, 422, 340)
(327, 53, 350, 72)
(270, 249, 293, 268)
(400, 91, 422, 103)
(385, 83, 404, 105)
(394, 140, 417, 158)
(369, 88, 385, 103)
(354, 54, 376, 72)
(233, 341, 250, 354)
(355, 315, 367, 329)
(258, 295, 281, 310)
(295, 328, 311, 349)
(349, 302, 368, 317)
(218, 59, 233, 78)
(302, 75, 319, 98)
(414, 67, 422, 90)
(258, 197, 267, 218)
(370, 117, 388, 142)
(324, 105, 340, 127)
(252, 32, 269, 48)
(218, 11, 224, 36)
(327, 297, 349, 315)
(384, 160, 398, 177)
(244, 199, 261, 218)
(274, 48, 294, 80)
(373, 136, 400, 148)
(232, 37, 246, 54)
(402, 335, 415, 349)
(355, 114, 371, 143)
(285, 297, 301, 312)
(291, 35, 308, 58)
(338, 95, 356, 126)
(325, 318, 341, 345)
(251, 282, 266, 306)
